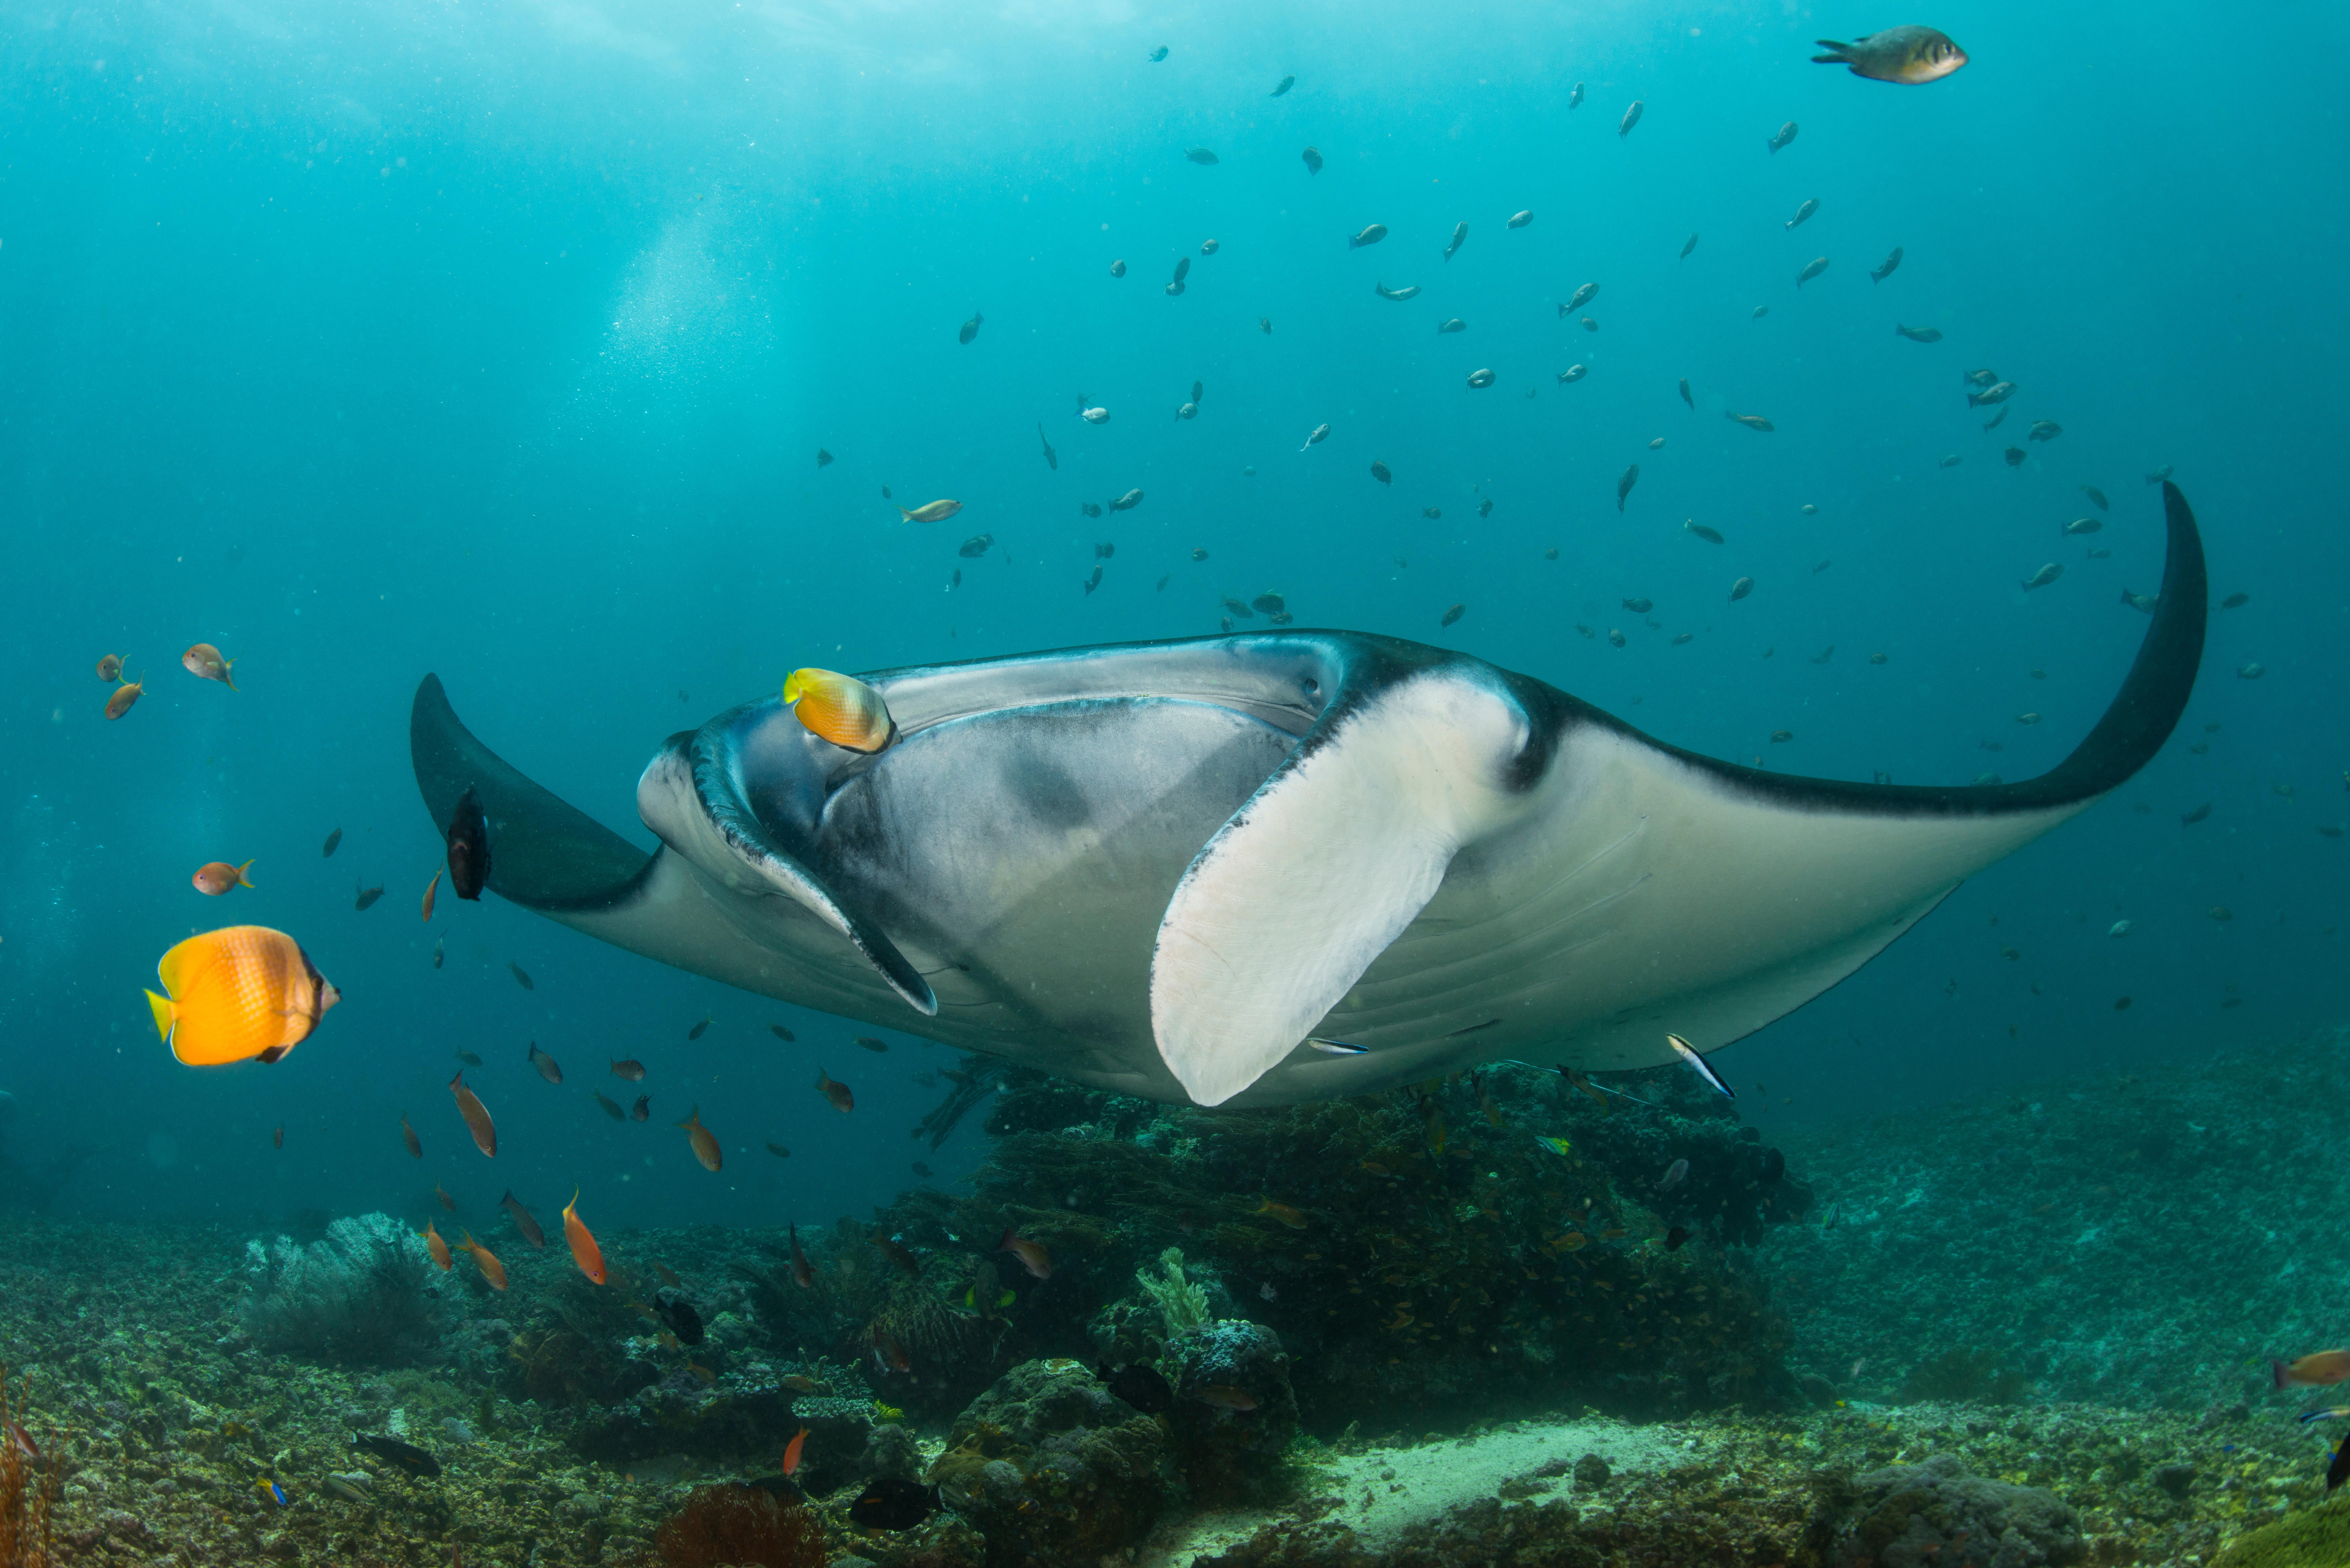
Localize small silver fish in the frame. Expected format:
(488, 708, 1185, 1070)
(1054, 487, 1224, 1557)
(1348, 223, 1388, 249)
(1506, 209, 1533, 229)
(2019, 563, 2064, 591)
(1895, 324, 1943, 343)
(1812, 26, 1968, 85)
(1768, 121, 1798, 153)
(1444, 221, 1468, 261)
(2063, 518, 2102, 536)
(1566, 282, 1598, 313)
(1684, 520, 1724, 544)
(1466, 368, 1495, 388)
(1570, 82, 1584, 109)
(1558, 364, 1587, 384)
(1619, 100, 1643, 136)
(1616, 465, 1639, 510)
(1871, 247, 1904, 283)
(2029, 420, 2063, 442)
(1729, 576, 1753, 602)
(1301, 422, 1331, 450)
(1080, 406, 1111, 424)
(1968, 380, 2017, 408)
(1796, 256, 1829, 286)
(2121, 588, 2158, 613)
(1437, 318, 1467, 334)
(1375, 281, 1421, 300)
(1786, 197, 1818, 229)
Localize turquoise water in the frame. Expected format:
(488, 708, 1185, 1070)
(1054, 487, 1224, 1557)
(1, 1, 2342, 1237)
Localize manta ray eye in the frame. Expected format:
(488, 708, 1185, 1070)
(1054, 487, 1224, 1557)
(1303, 678, 1319, 694)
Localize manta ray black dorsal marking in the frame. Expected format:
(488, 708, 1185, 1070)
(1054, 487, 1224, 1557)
(410, 485, 2205, 1107)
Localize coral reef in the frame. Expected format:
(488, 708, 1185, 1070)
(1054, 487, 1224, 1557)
(1834, 1451, 2085, 1566)
(236, 1211, 440, 1366)
(1166, 1319, 1300, 1504)
(929, 1359, 1169, 1562)
(637, 1484, 828, 1567)
(1139, 1246, 1211, 1339)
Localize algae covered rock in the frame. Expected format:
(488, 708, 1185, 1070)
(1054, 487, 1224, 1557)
(1833, 1451, 2083, 1567)
(1165, 1318, 1298, 1504)
(929, 1358, 1169, 1560)
(2210, 1494, 2350, 1568)
(571, 1365, 799, 1461)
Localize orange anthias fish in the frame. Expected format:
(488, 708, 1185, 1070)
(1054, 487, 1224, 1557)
(421, 869, 442, 923)
(1252, 1199, 1309, 1230)
(814, 1069, 855, 1114)
(182, 642, 238, 689)
(191, 860, 256, 896)
(455, 1230, 508, 1290)
(1193, 1385, 1259, 1412)
(450, 1071, 497, 1157)
(96, 654, 124, 681)
(781, 1426, 810, 1478)
(2275, 1351, 2350, 1389)
(401, 1114, 423, 1159)
(104, 674, 145, 719)
(783, 670, 896, 755)
(998, 1228, 1052, 1280)
(676, 1106, 723, 1172)
(501, 1190, 548, 1249)
(562, 1188, 607, 1284)
(146, 926, 340, 1066)
(422, 1219, 453, 1271)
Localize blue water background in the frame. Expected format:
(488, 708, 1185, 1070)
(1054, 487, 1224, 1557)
(1, 1, 2343, 1229)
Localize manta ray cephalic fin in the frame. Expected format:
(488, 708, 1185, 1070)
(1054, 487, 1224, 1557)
(1150, 667, 1535, 1106)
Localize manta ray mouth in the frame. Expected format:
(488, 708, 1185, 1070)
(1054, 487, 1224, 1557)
(409, 484, 2206, 1107)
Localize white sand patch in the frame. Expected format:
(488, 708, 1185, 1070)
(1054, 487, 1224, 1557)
(1142, 1416, 1702, 1565)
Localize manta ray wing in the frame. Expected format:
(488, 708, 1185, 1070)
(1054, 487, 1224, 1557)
(1175, 482, 2205, 1101)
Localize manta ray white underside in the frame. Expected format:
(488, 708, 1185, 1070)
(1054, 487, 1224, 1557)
(412, 486, 2206, 1107)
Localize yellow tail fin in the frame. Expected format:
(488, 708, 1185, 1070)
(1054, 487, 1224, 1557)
(224, 659, 238, 692)
(145, 988, 176, 1043)
(238, 859, 256, 888)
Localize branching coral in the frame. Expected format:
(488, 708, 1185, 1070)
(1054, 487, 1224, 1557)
(237, 1212, 440, 1366)
(1138, 1247, 1209, 1339)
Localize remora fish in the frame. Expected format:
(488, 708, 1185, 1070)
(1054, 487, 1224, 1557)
(407, 486, 2209, 1109)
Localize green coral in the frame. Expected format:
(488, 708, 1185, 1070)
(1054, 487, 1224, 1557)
(2212, 1496, 2350, 1568)
(1137, 1247, 1208, 1338)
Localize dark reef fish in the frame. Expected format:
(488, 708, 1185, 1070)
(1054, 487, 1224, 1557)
(850, 1480, 941, 1530)
(656, 1290, 706, 1346)
(1100, 1360, 1174, 1413)
(446, 784, 490, 900)
(1812, 26, 1967, 84)
(353, 1433, 441, 1479)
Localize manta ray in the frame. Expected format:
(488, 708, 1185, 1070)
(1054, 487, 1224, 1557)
(412, 485, 2206, 1108)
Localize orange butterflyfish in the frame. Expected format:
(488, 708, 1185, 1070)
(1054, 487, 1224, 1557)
(422, 1219, 453, 1271)
(782, 1426, 810, 1478)
(104, 674, 144, 719)
(2275, 1351, 2350, 1389)
(898, 498, 963, 524)
(145, 925, 340, 1067)
(455, 1230, 508, 1290)
(450, 1070, 497, 1157)
(814, 1069, 855, 1113)
(421, 869, 442, 923)
(675, 1106, 723, 1172)
(192, 860, 256, 896)
(181, 642, 237, 689)
(401, 1114, 423, 1159)
(783, 669, 896, 754)
(562, 1188, 607, 1284)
